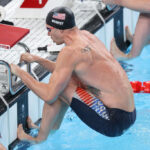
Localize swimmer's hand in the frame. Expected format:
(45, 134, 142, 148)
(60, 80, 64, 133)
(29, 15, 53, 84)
(20, 53, 37, 63)
(10, 63, 21, 76)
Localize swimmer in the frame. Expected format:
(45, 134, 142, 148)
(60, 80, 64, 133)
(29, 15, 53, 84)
(11, 6, 136, 143)
(102, 0, 150, 60)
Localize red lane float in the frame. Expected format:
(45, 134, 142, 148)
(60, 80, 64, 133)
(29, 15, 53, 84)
(130, 81, 150, 93)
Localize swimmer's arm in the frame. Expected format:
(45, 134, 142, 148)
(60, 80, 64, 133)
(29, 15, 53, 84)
(10, 64, 53, 101)
(20, 53, 55, 73)
(14, 48, 75, 104)
(43, 49, 76, 104)
(34, 56, 56, 73)
(102, 0, 150, 13)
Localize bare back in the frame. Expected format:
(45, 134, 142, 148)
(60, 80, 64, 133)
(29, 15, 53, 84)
(68, 30, 134, 112)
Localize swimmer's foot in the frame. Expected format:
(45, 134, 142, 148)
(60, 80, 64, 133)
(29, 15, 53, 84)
(17, 124, 30, 141)
(110, 38, 127, 60)
(125, 26, 133, 43)
(17, 124, 37, 143)
(125, 26, 150, 45)
(27, 117, 39, 129)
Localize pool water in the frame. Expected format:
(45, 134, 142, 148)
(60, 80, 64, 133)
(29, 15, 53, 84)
(14, 45, 150, 150)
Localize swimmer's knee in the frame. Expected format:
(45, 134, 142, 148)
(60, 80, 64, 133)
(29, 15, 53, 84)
(58, 96, 70, 106)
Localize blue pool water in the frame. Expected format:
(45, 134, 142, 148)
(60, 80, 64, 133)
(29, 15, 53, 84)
(14, 45, 150, 150)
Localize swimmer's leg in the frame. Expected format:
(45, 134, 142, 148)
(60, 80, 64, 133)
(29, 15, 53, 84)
(129, 13, 150, 57)
(27, 117, 39, 129)
(125, 24, 150, 44)
(17, 99, 68, 143)
(17, 77, 77, 143)
(111, 13, 150, 60)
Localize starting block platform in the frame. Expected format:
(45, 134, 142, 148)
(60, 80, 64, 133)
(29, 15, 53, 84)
(0, 24, 29, 49)
(13, 0, 73, 19)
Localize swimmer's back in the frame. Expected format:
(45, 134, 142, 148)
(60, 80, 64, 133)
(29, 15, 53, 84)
(68, 30, 134, 112)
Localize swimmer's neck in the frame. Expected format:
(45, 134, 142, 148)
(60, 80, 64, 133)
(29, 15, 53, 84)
(63, 27, 80, 45)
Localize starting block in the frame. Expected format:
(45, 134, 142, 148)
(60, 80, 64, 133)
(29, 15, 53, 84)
(0, 24, 30, 49)
(13, 0, 74, 19)
(20, 0, 48, 8)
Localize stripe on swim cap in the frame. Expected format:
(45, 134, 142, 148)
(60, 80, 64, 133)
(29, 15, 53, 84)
(46, 6, 76, 30)
(52, 12, 66, 20)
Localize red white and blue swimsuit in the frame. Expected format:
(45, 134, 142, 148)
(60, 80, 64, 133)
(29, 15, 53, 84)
(70, 87, 136, 137)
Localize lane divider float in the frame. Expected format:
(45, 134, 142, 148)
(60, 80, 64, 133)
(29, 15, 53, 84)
(130, 81, 150, 93)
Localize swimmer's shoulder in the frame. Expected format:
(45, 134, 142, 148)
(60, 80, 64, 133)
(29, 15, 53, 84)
(81, 30, 94, 37)
(81, 30, 100, 42)
(58, 46, 82, 64)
